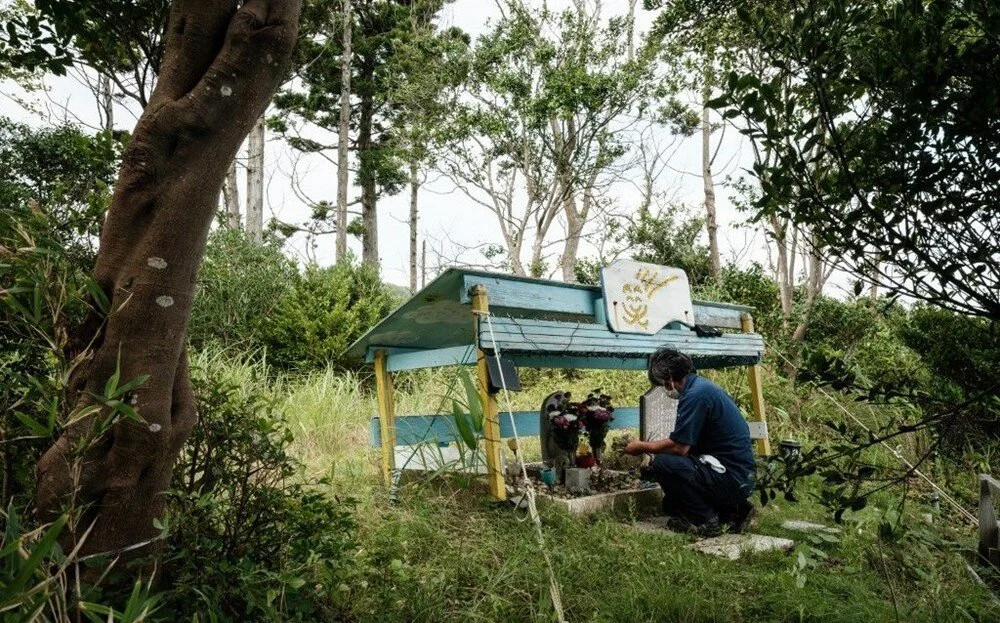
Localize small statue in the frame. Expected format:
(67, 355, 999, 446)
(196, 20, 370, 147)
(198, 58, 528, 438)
(539, 391, 580, 482)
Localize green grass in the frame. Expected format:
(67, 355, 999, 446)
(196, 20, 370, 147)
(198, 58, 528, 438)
(203, 352, 999, 621)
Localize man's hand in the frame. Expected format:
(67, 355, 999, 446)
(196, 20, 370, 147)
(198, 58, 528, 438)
(623, 437, 689, 456)
(624, 440, 648, 456)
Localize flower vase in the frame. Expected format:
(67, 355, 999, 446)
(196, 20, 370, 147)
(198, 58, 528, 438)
(592, 444, 604, 465)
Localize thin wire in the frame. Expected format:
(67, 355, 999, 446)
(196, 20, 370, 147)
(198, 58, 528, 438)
(763, 337, 978, 525)
(476, 308, 569, 623)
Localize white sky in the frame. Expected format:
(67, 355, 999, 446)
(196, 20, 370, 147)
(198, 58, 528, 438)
(0, 0, 852, 296)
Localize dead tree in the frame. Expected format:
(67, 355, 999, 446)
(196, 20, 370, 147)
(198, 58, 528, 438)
(35, 0, 301, 560)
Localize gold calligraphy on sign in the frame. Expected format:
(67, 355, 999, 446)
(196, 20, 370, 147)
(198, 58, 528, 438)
(619, 269, 679, 330)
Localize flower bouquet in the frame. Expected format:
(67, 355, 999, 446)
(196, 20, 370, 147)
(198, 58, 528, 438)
(574, 389, 615, 464)
(545, 393, 585, 454)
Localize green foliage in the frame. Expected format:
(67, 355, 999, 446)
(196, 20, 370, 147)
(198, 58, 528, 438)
(261, 261, 399, 371)
(575, 205, 713, 287)
(2, 0, 168, 104)
(272, 0, 461, 235)
(189, 229, 298, 350)
(800, 297, 930, 396)
(696, 263, 781, 332)
(900, 306, 1000, 447)
(159, 350, 359, 621)
(708, 0, 1000, 319)
(0, 118, 120, 261)
(0, 120, 119, 511)
(626, 205, 712, 286)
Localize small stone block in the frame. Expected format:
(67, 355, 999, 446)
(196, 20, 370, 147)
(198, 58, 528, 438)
(688, 533, 795, 560)
(629, 517, 674, 534)
(565, 468, 592, 493)
(540, 487, 663, 515)
(781, 520, 841, 534)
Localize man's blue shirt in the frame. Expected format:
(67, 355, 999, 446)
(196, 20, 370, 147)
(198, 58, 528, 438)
(669, 373, 756, 486)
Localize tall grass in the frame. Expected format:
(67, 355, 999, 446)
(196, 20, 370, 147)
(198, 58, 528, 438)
(183, 347, 998, 622)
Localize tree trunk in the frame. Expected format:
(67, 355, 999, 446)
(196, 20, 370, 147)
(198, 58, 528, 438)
(223, 157, 240, 229)
(408, 158, 419, 293)
(335, 0, 351, 262)
(35, 0, 300, 564)
(99, 73, 114, 132)
(561, 195, 582, 282)
(702, 83, 721, 281)
(359, 90, 378, 268)
(553, 116, 581, 283)
(246, 115, 265, 242)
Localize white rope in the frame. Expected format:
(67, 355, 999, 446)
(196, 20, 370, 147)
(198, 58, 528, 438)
(764, 338, 978, 525)
(476, 309, 569, 623)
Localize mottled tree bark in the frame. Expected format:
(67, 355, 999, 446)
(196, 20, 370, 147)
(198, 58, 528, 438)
(408, 158, 419, 293)
(36, 0, 300, 561)
(702, 84, 720, 281)
(246, 115, 266, 241)
(223, 157, 241, 229)
(359, 89, 378, 268)
(335, 0, 352, 262)
(99, 73, 114, 132)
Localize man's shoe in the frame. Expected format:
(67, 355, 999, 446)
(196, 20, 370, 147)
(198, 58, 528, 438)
(722, 500, 756, 534)
(663, 516, 722, 538)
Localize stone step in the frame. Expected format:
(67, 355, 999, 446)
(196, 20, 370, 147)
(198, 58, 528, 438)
(689, 533, 795, 560)
(781, 520, 841, 535)
(627, 519, 795, 560)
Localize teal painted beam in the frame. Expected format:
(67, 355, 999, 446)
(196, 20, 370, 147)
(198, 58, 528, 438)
(479, 317, 764, 366)
(461, 274, 596, 317)
(370, 407, 641, 448)
(507, 354, 761, 370)
(383, 345, 477, 371)
(364, 347, 423, 363)
(511, 355, 650, 370)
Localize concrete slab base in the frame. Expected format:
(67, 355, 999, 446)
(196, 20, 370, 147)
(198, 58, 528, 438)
(689, 533, 795, 560)
(538, 486, 663, 516)
(394, 445, 489, 474)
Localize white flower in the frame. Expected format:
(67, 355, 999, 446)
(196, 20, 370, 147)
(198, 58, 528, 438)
(565, 414, 577, 422)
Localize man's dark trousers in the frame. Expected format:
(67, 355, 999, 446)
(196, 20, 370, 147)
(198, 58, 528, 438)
(651, 453, 751, 524)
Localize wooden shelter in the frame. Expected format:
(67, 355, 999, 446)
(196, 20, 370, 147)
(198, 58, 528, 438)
(346, 267, 771, 501)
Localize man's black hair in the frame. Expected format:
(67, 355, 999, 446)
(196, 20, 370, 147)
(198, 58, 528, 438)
(647, 348, 695, 386)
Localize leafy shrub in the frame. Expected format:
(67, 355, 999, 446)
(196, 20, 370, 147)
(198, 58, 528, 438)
(627, 205, 713, 285)
(695, 262, 781, 335)
(189, 229, 298, 350)
(900, 306, 1000, 449)
(160, 350, 359, 621)
(0, 119, 117, 510)
(574, 204, 711, 286)
(800, 297, 929, 394)
(261, 261, 400, 371)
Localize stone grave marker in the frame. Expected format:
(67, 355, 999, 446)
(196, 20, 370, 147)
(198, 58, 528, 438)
(640, 386, 677, 442)
(540, 391, 576, 478)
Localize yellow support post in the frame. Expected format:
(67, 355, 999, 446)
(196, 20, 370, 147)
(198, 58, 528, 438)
(741, 313, 772, 456)
(374, 349, 397, 485)
(470, 284, 506, 501)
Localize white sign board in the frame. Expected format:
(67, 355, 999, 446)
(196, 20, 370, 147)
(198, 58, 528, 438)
(600, 260, 693, 334)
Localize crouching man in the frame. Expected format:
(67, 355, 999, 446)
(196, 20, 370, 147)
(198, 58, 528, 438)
(625, 347, 756, 536)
